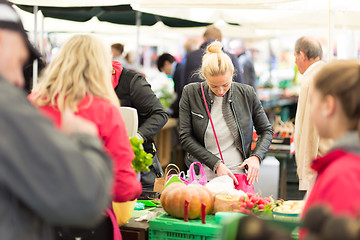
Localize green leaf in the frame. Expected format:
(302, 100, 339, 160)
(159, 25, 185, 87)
(130, 137, 153, 173)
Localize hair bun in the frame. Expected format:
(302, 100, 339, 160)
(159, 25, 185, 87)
(207, 41, 223, 54)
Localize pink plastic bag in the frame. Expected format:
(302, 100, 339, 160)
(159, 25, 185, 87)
(189, 162, 208, 185)
(234, 174, 255, 194)
(167, 171, 190, 185)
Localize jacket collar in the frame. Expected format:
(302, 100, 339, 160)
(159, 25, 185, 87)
(111, 60, 123, 88)
(330, 131, 360, 155)
(311, 131, 360, 173)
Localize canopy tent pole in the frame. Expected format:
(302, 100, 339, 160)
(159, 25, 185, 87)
(32, 5, 38, 89)
(135, 11, 141, 70)
(40, 11, 44, 55)
(328, 0, 334, 62)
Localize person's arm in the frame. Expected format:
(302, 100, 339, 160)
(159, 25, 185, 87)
(250, 87, 273, 160)
(129, 74, 168, 142)
(179, 85, 220, 170)
(100, 105, 142, 202)
(0, 94, 113, 227)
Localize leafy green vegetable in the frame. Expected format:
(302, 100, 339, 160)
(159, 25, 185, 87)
(130, 137, 153, 173)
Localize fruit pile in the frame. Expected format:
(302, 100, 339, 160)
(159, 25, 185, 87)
(232, 193, 284, 217)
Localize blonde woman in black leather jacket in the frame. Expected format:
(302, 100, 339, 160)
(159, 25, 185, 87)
(179, 41, 273, 185)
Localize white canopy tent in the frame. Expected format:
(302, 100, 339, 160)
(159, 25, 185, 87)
(10, 0, 360, 85)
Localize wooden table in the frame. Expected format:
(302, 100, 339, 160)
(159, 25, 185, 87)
(154, 118, 178, 168)
(120, 208, 165, 240)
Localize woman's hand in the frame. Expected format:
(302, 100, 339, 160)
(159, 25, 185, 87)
(238, 156, 260, 185)
(216, 163, 239, 185)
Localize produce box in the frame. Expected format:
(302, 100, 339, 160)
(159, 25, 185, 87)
(149, 213, 222, 240)
(219, 212, 301, 240)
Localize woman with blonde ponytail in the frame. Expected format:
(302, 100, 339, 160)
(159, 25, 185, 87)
(301, 60, 360, 233)
(179, 41, 273, 192)
(29, 35, 141, 240)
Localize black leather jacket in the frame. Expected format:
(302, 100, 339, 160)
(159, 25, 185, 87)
(179, 82, 273, 170)
(114, 68, 168, 178)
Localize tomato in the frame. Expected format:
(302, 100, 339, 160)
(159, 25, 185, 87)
(231, 202, 239, 209)
(251, 196, 259, 204)
(239, 207, 246, 214)
(257, 199, 264, 205)
(246, 200, 254, 209)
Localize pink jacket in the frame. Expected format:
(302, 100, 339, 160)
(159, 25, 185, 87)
(29, 94, 142, 203)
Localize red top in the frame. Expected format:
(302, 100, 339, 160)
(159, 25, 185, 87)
(302, 149, 360, 217)
(300, 149, 360, 238)
(29, 94, 142, 203)
(112, 60, 123, 88)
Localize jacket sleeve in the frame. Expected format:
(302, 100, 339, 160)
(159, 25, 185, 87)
(179, 85, 221, 170)
(249, 87, 273, 160)
(0, 93, 113, 227)
(129, 74, 168, 142)
(230, 53, 243, 83)
(100, 105, 142, 202)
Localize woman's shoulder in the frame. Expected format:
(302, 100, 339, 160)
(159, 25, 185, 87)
(80, 96, 121, 119)
(184, 82, 202, 89)
(231, 82, 256, 97)
(232, 82, 254, 91)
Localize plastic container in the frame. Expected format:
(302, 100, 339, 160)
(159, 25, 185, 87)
(149, 213, 222, 240)
(220, 212, 301, 240)
(272, 211, 299, 222)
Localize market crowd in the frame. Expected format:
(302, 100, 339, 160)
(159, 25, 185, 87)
(1, 1, 360, 240)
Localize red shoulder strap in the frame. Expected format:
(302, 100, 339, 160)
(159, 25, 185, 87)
(200, 82, 224, 163)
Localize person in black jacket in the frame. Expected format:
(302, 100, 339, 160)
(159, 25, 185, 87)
(184, 25, 242, 86)
(112, 61, 168, 191)
(179, 41, 272, 186)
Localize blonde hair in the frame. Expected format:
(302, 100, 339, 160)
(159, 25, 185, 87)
(32, 34, 119, 112)
(314, 60, 360, 136)
(200, 41, 234, 80)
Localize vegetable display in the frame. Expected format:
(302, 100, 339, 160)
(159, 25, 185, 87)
(232, 193, 284, 217)
(130, 137, 153, 173)
(160, 182, 214, 220)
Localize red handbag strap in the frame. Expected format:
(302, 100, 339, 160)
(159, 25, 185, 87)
(200, 82, 224, 164)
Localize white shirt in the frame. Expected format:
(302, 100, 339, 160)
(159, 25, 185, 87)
(204, 95, 243, 180)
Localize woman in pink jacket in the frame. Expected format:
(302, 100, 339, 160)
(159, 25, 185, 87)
(301, 60, 360, 232)
(29, 35, 142, 240)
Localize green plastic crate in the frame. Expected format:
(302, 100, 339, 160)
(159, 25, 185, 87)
(219, 212, 301, 240)
(149, 213, 222, 240)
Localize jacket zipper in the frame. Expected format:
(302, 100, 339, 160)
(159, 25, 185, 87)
(230, 101, 247, 159)
(191, 111, 204, 119)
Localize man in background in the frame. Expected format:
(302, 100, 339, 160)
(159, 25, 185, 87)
(111, 43, 125, 64)
(0, 1, 114, 239)
(230, 39, 257, 90)
(294, 36, 333, 191)
(157, 53, 181, 117)
(184, 25, 242, 85)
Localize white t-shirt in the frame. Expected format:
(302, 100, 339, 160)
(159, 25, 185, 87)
(204, 95, 243, 180)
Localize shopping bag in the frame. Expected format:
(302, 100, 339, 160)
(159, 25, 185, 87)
(188, 162, 208, 185)
(153, 164, 180, 193)
(234, 174, 255, 194)
(167, 171, 190, 185)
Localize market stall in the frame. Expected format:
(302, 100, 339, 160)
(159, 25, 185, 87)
(118, 167, 304, 240)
